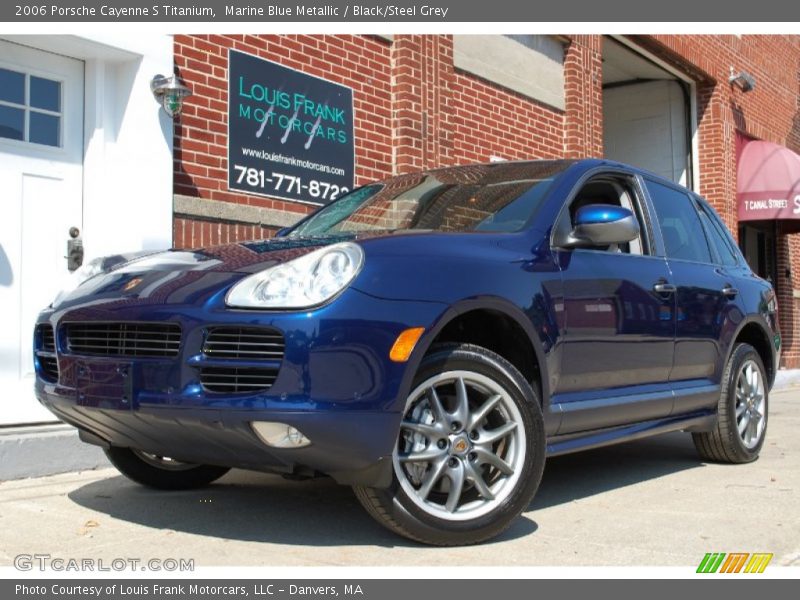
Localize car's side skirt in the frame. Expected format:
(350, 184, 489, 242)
(545, 410, 717, 457)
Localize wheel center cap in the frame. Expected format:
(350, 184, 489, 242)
(451, 434, 471, 456)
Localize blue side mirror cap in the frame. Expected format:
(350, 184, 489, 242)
(568, 204, 640, 247)
(574, 204, 633, 226)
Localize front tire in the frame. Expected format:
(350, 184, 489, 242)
(693, 343, 768, 463)
(104, 447, 230, 490)
(354, 343, 545, 546)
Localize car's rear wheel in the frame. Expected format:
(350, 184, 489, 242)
(693, 343, 768, 463)
(353, 343, 545, 546)
(104, 446, 230, 490)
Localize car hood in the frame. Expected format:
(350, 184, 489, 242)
(49, 228, 537, 312)
(50, 234, 362, 311)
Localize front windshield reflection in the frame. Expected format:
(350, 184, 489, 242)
(290, 161, 570, 237)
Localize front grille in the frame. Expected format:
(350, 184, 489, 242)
(199, 366, 280, 394)
(203, 326, 285, 360)
(199, 327, 284, 393)
(39, 324, 55, 351)
(35, 324, 59, 382)
(64, 322, 181, 358)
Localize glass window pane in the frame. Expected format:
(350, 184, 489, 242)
(0, 68, 25, 105)
(646, 180, 712, 263)
(0, 104, 24, 141)
(698, 202, 739, 266)
(29, 111, 60, 147)
(30, 76, 61, 112)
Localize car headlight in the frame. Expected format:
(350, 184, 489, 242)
(225, 242, 364, 309)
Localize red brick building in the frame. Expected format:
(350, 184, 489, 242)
(172, 34, 800, 366)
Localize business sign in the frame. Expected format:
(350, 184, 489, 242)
(738, 193, 800, 222)
(227, 49, 354, 206)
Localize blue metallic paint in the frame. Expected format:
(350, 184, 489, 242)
(34, 159, 780, 487)
(574, 204, 632, 225)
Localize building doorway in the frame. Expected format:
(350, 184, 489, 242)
(739, 222, 778, 285)
(602, 37, 696, 189)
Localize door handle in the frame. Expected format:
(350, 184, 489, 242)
(653, 281, 677, 294)
(722, 285, 739, 298)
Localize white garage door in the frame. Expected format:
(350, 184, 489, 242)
(0, 40, 84, 425)
(604, 79, 689, 186)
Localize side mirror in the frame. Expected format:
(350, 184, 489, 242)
(274, 227, 291, 238)
(566, 204, 640, 248)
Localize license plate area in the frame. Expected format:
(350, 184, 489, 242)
(76, 360, 134, 410)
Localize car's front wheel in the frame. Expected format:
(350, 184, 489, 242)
(104, 446, 230, 490)
(353, 343, 545, 546)
(693, 343, 768, 463)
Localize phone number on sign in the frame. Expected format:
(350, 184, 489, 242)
(234, 165, 349, 202)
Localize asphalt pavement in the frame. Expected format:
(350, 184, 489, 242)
(1, 388, 798, 568)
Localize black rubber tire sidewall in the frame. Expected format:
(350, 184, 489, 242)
(719, 344, 769, 461)
(693, 343, 769, 464)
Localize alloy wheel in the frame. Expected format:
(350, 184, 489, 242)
(735, 359, 766, 449)
(393, 370, 526, 521)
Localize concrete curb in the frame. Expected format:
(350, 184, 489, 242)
(774, 368, 800, 390)
(0, 423, 108, 481)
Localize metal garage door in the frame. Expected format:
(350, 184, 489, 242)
(604, 79, 689, 186)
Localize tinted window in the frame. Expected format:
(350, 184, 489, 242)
(0, 70, 62, 148)
(30, 76, 61, 112)
(647, 180, 711, 263)
(0, 68, 25, 105)
(697, 200, 739, 266)
(0, 104, 24, 141)
(29, 111, 60, 146)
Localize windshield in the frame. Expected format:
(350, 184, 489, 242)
(288, 162, 569, 237)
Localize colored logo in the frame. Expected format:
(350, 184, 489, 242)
(696, 552, 773, 573)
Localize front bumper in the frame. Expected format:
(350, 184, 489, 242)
(34, 287, 447, 487)
(37, 386, 398, 485)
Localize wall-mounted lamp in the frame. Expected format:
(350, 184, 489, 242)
(729, 68, 756, 92)
(150, 74, 192, 117)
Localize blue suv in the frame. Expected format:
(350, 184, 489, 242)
(34, 159, 779, 545)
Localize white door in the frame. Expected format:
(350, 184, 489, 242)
(0, 40, 84, 425)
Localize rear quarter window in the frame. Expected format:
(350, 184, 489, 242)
(696, 199, 740, 266)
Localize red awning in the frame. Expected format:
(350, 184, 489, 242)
(738, 140, 800, 222)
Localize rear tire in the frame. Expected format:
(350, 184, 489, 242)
(354, 343, 545, 546)
(693, 343, 768, 463)
(104, 447, 230, 490)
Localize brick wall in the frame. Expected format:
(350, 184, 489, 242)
(172, 216, 276, 248)
(563, 35, 603, 158)
(173, 34, 394, 248)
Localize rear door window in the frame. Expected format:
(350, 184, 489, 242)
(646, 180, 712, 263)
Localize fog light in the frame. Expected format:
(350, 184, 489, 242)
(251, 421, 311, 448)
